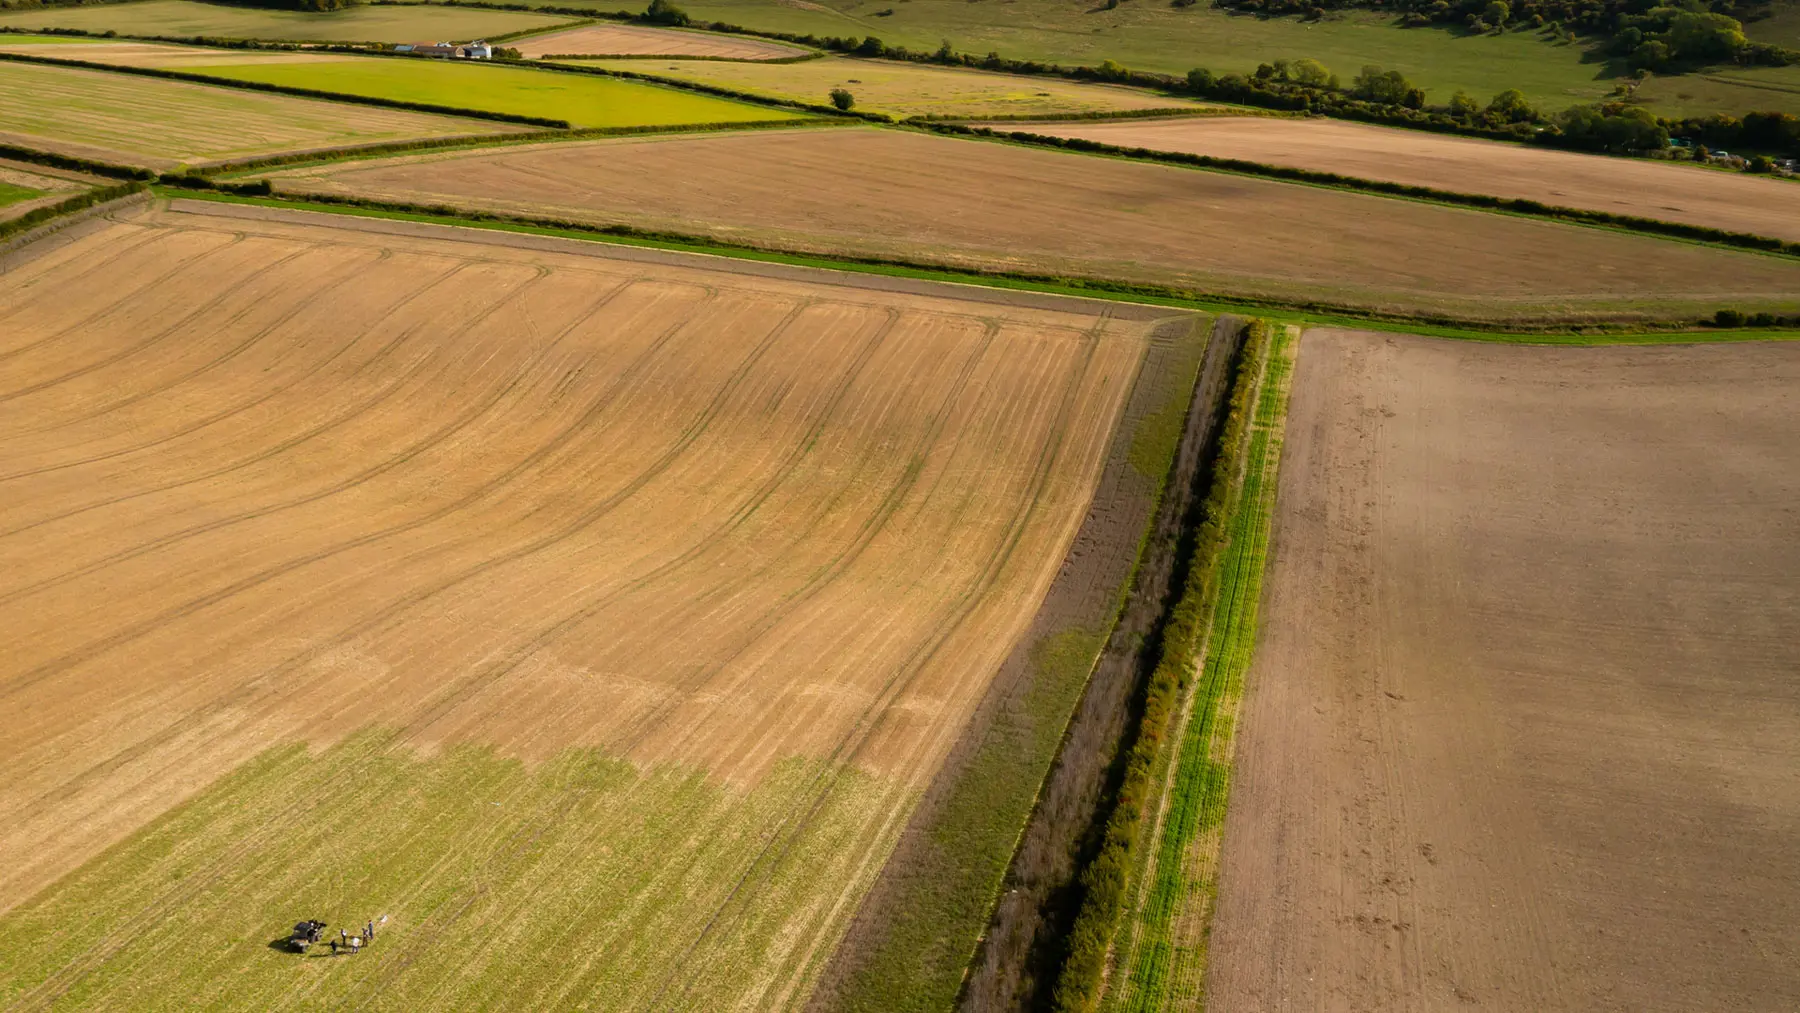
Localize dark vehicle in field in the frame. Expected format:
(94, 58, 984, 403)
(288, 920, 327, 952)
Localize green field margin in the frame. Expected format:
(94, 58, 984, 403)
(154, 187, 1800, 343)
(1100, 322, 1295, 1012)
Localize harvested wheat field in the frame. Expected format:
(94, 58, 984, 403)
(261, 127, 1800, 323)
(0, 158, 98, 222)
(516, 23, 811, 59)
(568, 56, 1212, 118)
(0, 58, 521, 170)
(1210, 329, 1800, 1011)
(992, 116, 1800, 243)
(0, 200, 1169, 1010)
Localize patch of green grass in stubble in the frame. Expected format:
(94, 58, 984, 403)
(1104, 323, 1295, 1013)
(0, 180, 45, 207)
(0, 731, 894, 1012)
(826, 319, 1207, 1013)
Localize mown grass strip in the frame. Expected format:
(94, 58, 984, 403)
(921, 123, 1800, 261)
(160, 186, 1800, 344)
(1103, 323, 1295, 1012)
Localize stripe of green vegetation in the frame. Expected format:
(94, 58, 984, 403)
(0, 732, 895, 1010)
(0, 181, 45, 208)
(824, 324, 1206, 1013)
(1107, 324, 1295, 1012)
(164, 189, 1800, 344)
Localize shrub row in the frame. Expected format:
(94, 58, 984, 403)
(1048, 319, 1269, 1013)
(0, 50, 573, 127)
(0, 180, 148, 241)
(0, 141, 153, 180)
(911, 106, 1243, 124)
(925, 122, 1800, 257)
(538, 51, 823, 64)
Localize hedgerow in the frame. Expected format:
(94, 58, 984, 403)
(0, 180, 148, 241)
(1047, 320, 1269, 1013)
(0, 141, 153, 180)
(922, 122, 1800, 257)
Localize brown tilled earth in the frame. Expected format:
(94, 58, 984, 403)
(1211, 329, 1800, 1011)
(259, 127, 1800, 323)
(513, 23, 810, 59)
(0, 200, 1159, 919)
(990, 116, 1800, 242)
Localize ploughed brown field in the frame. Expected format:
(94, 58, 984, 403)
(1212, 329, 1800, 1011)
(513, 23, 810, 59)
(989, 116, 1800, 243)
(0, 200, 1164, 1009)
(258, 127, 1800, 323)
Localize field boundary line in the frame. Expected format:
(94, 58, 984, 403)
(155, 188, 1800, 340)
(1098, 321, 1294, 1012)
(916, 123, 1800, 261)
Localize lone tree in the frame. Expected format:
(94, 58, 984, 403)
(830, 87, 855, 110)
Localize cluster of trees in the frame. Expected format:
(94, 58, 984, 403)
(1671, 109, 1800, 154)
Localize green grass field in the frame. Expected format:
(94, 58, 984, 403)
(0, 0, 577, 42)
(1102, 322, 1294, 1013)
(0, 733, 894, 1011)
(572, 54, 1213, 118)
(1635, 65, 1800, 117)
(635, 0, 1619, 109)
(170, 56, 812, 127)
(1746, 0, 1800, 47)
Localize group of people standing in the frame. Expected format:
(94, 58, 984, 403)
(328, 919, 379, 956)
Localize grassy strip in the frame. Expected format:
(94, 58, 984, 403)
(0, 179, 148, 240)
(169, 186, 1800, 339)
(1046, 320, 1267, 1013)
(0, 49, 572, 127)
(0, 140, 153, 180)
(923, 122, 1800, 260)
(193, 116, 838, 176)
(1104, 323, 1294, 1012)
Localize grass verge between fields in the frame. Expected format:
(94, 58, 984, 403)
(154, 186, 1800, 342)
(1098, 322, 1296, 1013)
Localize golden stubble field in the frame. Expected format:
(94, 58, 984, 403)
(258, 127, 1800, 323)
(0, 58, 523, 169)
(986, 115, 1800, 243)
(515, 23, 811, 59)
(0, 201, 1163, 1010)
(1212, 329, 1800, 1011)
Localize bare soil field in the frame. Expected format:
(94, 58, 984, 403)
(516, 23, 811, 59)
(260, 127, 1800, 323)
(1210, 329, 1800, 1011)
(981, 116, 1800, 243)
(0, 200, 1165, 1009)
(568, 56, 1213, 118)
(0, 58, 522, 170)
